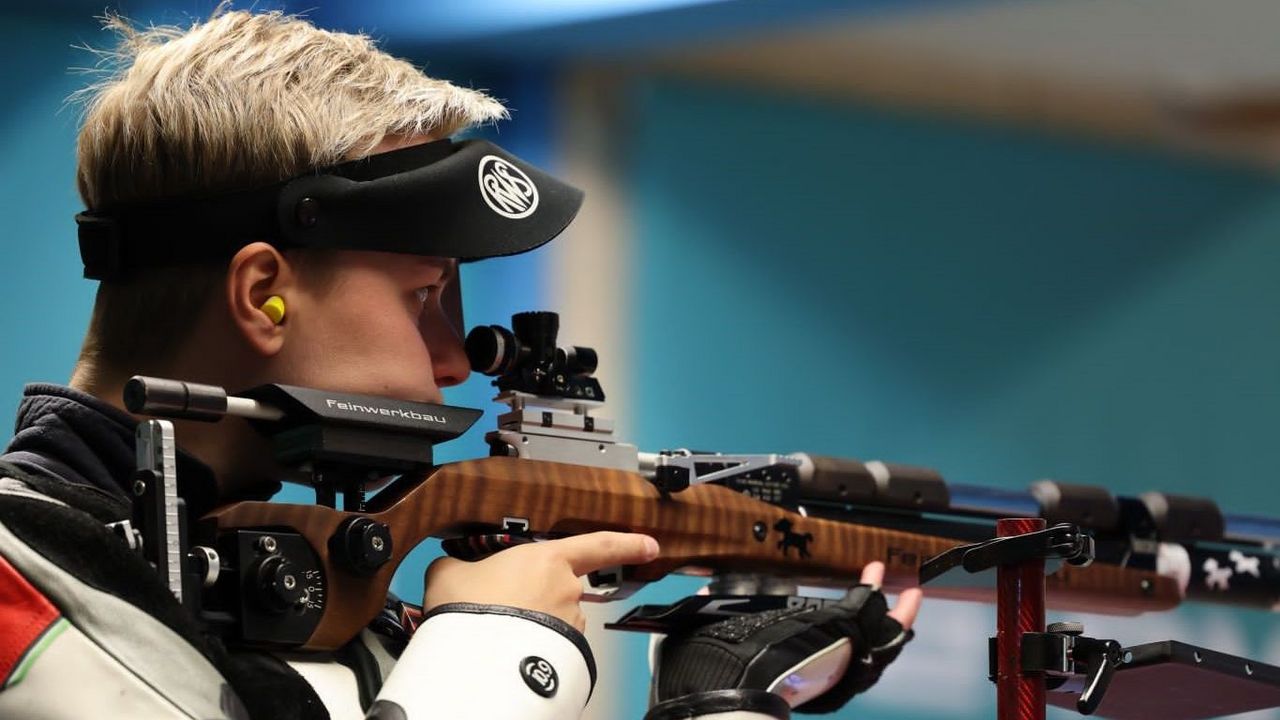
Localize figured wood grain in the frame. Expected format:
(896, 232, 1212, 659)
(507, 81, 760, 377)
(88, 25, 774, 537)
(205, 456, 1181, 650)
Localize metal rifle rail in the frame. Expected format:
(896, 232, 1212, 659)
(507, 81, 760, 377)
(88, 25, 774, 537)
(948, 483, 1280, 547)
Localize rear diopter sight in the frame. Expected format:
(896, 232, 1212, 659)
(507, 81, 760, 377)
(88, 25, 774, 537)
(465, 311, 604, 401)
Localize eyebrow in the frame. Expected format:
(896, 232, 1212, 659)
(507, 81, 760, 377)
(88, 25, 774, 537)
(411, 257, 455, 284)
(439, 258, 458, 285)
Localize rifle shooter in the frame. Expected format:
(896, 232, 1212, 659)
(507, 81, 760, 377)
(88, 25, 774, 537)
(120, 311, 1280, 711)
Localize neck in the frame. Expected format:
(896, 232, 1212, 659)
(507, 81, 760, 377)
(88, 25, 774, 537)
(70, 363, 279, 502)
(69, 364, 129, 416)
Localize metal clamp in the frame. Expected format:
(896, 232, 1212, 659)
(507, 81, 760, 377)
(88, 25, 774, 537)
(1007, 621, 1126, 715)
(920, 522, 1094, 585)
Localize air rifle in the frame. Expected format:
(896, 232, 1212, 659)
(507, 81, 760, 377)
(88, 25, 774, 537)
(120, 311, 1280, 657)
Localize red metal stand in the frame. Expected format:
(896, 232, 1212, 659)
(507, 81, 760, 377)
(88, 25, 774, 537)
(996, 517, 1047, 720)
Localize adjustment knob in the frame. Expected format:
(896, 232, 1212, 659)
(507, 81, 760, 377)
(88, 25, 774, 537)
(559, 346, 598, 378)
(330, 517, 393, 576)
(512, 312, 560, 364)
(466, 324, 521, 376)
(1048, 621, 1085, 636)
(253, 555, 305, 613)
(511, 311, 560, 345)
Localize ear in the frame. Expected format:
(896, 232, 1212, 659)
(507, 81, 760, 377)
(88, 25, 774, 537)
(225, 242, 295, 357)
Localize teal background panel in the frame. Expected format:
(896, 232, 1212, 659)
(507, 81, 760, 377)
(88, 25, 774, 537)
(616, 77, 1280, 719)
(0, 13, 103, 423)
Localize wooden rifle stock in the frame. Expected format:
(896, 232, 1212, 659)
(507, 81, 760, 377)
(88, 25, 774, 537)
(203, 456, 1180, 651)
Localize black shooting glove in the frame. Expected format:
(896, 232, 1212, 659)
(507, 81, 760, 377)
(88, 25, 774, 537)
(649, 585, 914, 718)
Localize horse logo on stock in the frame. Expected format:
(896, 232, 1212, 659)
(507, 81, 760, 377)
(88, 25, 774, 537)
(774, 518, 814, 559)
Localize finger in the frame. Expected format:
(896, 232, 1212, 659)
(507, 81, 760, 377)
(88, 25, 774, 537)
(549, 531, 660, 576)
(888, 587, 924, 631)
(860, 561, 885, 589)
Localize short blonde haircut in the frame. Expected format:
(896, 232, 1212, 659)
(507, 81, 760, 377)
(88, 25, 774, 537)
(71, 9, 507, 385)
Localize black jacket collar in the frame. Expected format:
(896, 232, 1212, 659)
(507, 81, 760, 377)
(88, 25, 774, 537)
(4, 383, 222, 520)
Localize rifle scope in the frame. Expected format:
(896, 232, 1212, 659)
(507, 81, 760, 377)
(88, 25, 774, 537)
(465, 311, 603, 401)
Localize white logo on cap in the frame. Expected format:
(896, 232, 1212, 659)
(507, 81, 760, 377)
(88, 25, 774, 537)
(478, 155, 539, 219)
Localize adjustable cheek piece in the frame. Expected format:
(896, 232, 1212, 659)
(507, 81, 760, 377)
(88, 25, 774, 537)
(73, 138, 586, 337)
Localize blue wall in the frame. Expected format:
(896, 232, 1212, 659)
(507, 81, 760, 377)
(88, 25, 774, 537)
(619, 77, 1280, 718)
(0, 13, 103, 424)
(627, 79, 1280, 513)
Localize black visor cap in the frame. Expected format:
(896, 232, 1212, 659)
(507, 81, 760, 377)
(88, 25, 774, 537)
(77, 139, 584, 280)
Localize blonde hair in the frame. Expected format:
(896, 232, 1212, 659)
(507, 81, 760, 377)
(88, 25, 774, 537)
(70, 8, 507, 386)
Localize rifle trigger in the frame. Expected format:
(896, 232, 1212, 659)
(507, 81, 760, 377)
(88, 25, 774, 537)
(440, 534, 535, 561)
(583, 566, 641, 602)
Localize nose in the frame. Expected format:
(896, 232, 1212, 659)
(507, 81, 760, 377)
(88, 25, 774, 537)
(420, 304, 471, 389)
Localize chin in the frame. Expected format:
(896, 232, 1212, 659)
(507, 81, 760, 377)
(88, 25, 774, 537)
(381, 383, 444, 406)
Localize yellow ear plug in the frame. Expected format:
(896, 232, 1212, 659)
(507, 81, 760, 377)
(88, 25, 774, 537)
(260, 295, 286, 325)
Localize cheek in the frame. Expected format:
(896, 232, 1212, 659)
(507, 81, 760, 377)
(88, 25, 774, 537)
(280, 293, 436, 395)
(333, 308, 433, 366)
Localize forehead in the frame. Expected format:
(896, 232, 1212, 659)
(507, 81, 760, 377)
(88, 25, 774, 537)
(299, 249, 454, 285)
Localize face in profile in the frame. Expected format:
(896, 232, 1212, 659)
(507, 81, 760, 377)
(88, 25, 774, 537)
(272, 251, 470, 404)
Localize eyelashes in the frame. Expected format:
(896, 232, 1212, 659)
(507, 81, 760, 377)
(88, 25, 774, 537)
(415, 261, 457, 310)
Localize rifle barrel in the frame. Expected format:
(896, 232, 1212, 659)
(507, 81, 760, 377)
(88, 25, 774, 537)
(949, 483, 1280, 547)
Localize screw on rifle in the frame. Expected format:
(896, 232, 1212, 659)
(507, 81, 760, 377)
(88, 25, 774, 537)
(1140, 578, 1153, 595)
(282, 574, 297, 591)
(1048, 621, 1085, 636)
(257, 536, 279, 554)
(295, 197, 319, 228)
(132, 479, 146, 496)
(329, 517, 393, 576)
(752, 522, 768, 542)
